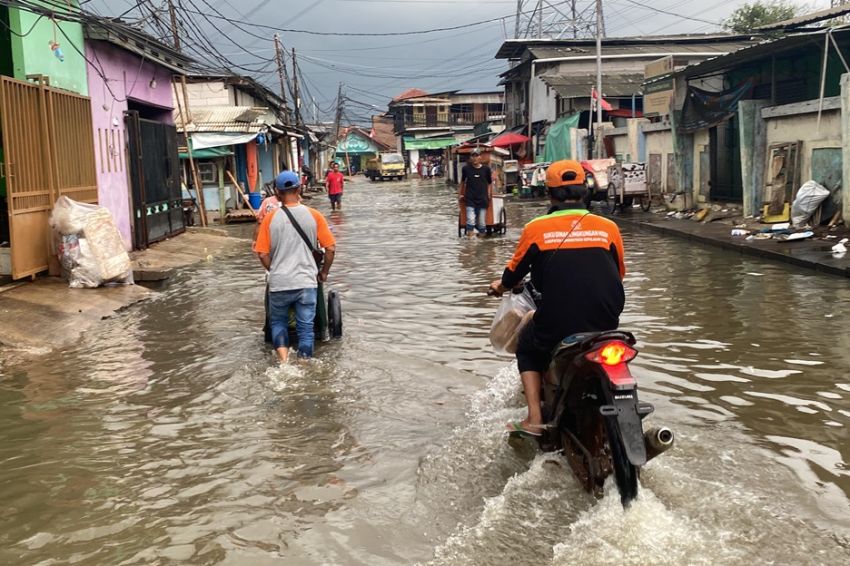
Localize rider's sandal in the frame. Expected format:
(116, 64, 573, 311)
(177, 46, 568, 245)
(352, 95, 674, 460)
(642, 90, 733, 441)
(506, 421, 545, 437)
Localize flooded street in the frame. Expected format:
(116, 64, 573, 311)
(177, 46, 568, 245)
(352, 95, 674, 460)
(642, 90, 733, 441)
(2, 177, 850, 565)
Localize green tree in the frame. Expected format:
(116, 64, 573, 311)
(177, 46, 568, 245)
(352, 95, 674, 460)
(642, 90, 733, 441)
(723, 1, 800, 33)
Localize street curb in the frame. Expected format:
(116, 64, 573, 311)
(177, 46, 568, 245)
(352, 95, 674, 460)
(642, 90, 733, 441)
(611, 214, 850, 279)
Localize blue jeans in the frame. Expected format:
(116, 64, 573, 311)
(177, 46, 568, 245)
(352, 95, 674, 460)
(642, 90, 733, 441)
(466, 206, 487, 234)
(268, 288, 317, 357)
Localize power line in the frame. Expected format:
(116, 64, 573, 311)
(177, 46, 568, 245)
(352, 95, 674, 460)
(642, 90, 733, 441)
(177, 5, 522, 37)
(616, 0, 721, 26)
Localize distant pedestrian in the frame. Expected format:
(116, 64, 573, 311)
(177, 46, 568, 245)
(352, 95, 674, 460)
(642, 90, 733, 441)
(459, 148, 493, 237)
(325, 162, 345, 211)
(255, 170, 336, 364)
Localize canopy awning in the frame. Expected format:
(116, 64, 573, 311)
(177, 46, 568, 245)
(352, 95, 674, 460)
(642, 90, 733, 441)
(179, 146, 233, 160)
(540, 72, 644, 99)
(403, 136, 457, 150)
(192, 132, 258, 150)
(490, 132, 529, 147)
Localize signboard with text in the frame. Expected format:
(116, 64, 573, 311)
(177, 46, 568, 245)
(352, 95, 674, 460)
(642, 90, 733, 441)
(644, 56, 675, 116)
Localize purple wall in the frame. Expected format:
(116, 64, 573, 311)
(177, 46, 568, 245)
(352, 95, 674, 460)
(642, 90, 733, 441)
(85, 39, 175, 250)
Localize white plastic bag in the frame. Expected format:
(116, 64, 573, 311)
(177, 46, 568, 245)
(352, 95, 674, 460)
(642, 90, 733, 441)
(791, 180, 830, 227)
(50, 196, 134, 288)
(490, 287, 536, 354)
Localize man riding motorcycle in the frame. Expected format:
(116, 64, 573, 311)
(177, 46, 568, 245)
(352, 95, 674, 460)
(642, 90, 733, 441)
(489, 160, 626, 437)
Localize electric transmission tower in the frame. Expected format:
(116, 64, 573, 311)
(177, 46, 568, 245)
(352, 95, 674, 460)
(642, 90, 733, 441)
(514, 0, 602, 39)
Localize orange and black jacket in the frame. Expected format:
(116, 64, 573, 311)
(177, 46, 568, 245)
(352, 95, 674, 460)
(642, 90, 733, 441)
(501, 206, 626, 346)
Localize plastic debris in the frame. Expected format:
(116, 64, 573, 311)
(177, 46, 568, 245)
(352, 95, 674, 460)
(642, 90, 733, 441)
(791, 181, 830, 227)
(731, 229, 750, 237)
(776, 231, 814, 242)
(832, 238, 848, 257)
(49, 197, 133, 288)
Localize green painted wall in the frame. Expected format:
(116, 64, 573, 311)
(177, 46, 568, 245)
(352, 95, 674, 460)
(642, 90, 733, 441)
(0, 6, 13, 77)
(7, 1, 87, 95)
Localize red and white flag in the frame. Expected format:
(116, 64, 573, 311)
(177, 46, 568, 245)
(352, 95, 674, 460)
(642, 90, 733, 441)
(591, 87, 613, 111)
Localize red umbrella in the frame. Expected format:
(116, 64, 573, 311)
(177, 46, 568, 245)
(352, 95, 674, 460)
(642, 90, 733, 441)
(490, 132, 530, 148)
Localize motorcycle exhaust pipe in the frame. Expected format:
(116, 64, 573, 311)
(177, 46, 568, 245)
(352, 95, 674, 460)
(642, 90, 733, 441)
(644, 426, 674, 462)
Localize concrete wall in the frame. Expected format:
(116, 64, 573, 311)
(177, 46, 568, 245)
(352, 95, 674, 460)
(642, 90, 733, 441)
(606, 129, 630, 160)
(8, 1, 87, 94)
(176, 81, 261, 109)
(85, 40, 175, 250)
(644, 128, 674, 192)
(763, 107, 841, 183)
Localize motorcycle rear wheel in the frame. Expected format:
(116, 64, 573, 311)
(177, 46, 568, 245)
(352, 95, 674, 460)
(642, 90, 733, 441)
(604, 417, 639, 507)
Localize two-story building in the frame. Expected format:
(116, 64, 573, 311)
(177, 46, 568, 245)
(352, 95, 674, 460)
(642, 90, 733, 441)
(495, 34, 756, 160)
(386, 89, 505, 173)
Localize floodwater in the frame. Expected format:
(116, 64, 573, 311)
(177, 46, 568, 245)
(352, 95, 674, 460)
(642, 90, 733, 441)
(1, 177, 849, 565)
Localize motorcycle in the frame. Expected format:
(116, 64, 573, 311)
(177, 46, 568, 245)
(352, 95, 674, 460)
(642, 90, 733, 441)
(497, 285, 674, 507)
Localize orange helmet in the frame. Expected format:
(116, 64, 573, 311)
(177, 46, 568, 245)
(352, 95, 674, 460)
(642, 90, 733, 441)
(545, 160, 586, 188)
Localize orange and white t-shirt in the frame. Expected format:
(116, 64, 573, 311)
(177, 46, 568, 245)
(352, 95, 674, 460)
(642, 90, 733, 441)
(255, 204, 335, 291)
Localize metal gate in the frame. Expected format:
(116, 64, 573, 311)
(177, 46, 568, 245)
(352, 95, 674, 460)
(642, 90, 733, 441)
(0, 76, 97, 279)
(125, 111, 184, 249)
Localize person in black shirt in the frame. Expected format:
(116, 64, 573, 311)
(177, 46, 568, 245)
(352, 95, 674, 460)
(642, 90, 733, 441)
(459, 148, 493, 237)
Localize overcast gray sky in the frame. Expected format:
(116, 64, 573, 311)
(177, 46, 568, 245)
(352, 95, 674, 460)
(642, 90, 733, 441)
(86, 0, 828, 123)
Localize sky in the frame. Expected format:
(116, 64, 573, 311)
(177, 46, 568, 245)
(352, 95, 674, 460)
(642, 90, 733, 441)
(84, 0, 830, 124)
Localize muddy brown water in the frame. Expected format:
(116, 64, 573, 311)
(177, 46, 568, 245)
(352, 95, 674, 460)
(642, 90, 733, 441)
(1, 178, 849, 565)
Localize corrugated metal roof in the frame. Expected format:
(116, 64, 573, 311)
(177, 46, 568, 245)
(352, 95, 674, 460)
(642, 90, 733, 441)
(84, 18, 194, 74)
(495, 34, 759, 59)
(756, 6, 850, 31)
(679, 28, 850, 79)
(541, 72, 644, 98)
(527, 41, 755, 60)
(177, 106, 270, 133)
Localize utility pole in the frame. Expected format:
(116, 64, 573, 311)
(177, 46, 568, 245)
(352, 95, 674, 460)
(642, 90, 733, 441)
(168, 0, 207, 226)
(571, 0, 578, 38)
(168, 0, 181, 50)
(593, 0, 603, 158)
(333, 83, 344, 169)
(273, 34, 291, 127)
(537, 0, 544, 38)
(333, 83, 343, 145)
(515, 0, 522, 38)
(292, 48, 302, 128)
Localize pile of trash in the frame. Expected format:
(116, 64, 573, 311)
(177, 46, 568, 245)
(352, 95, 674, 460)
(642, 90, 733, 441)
(729, 222, 814, 242)
(725, 180, 844, 245)
(50, 196, 134, 288)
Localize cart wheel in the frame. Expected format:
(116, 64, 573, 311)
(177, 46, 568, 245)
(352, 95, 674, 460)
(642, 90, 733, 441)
(499, 208, 508, 234)
(607, 185, 618, 213)
(328, 290, 342, 339)
(600, 190, 613, 214)
(640, 195, 651, 212)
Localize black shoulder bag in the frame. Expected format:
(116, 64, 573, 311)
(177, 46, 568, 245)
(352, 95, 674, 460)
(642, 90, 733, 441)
(279, 205, 325, 268)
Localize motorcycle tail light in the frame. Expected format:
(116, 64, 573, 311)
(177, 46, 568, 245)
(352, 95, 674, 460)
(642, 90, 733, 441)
(585, 341, 637, 366)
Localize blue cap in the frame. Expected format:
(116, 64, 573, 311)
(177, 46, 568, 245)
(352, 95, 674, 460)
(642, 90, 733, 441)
(274, 170, 301, 191)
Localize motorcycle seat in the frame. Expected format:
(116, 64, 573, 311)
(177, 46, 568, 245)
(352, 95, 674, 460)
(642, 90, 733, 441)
(552, 330, 636, 357)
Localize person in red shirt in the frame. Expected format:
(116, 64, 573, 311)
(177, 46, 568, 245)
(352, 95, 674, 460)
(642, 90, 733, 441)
(325, 162, 345, 211)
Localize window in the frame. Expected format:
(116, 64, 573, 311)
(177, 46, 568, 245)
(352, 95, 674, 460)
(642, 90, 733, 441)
(198, 161, 217, 184)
